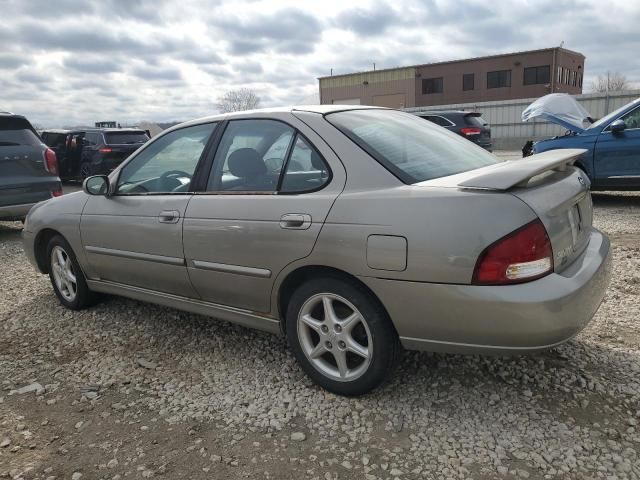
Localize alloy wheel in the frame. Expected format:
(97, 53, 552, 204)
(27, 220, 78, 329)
(297, 293, 373, 382)
(51, 245, 78, 301)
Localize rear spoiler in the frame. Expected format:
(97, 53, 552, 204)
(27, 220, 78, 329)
(458, 148, 587, 191)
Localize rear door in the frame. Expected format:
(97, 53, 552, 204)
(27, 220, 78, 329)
(80, 122, 217, 297)
(594, 106, 640, 187)
(183, 114, 346, 313)
(0, 116, 53, 207)
(102, 131, 150, 166)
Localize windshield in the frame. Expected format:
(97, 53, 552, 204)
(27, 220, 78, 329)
(587, 99, 640, 130)
(326, 109, 496, 183)
(105, 131, 149, 145)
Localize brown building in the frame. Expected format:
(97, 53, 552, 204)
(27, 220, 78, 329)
(319, 47, 585, 108)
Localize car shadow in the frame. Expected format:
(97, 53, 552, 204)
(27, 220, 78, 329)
(592, 191, 640, 207)
(0, 221, 23, 241)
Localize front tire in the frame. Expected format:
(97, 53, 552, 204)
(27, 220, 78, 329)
(47, 235, 97, 310)
(286, 276, 401, 396)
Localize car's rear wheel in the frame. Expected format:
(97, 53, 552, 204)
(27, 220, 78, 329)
(47, 235, 97, 310)
(286, 276, 401, 396)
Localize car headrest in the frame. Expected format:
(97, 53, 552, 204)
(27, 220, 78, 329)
(228, 148, 266, 178)
(310, 150, 325, 171)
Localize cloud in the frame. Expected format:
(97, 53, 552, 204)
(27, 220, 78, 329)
(334, 3, 402, 36)
(64, 57, 123, 74)
(0, 53, 30, 69)
(130, 64, 183, 81)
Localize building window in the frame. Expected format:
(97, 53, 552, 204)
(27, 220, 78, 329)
(487, 70, 511, 89)
(578, 73, 583, 88)
(571, 70, 577, 87)
(463, 73, 474, 91)
(422, 77, 443, 94)
(523, 65, 551, 85)
(563, 68, 569, 85)
(557, 66, 562, 84)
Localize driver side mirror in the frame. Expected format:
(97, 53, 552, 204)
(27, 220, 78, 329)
(610, 119, 626, 134)
(83, 175, 110, 196)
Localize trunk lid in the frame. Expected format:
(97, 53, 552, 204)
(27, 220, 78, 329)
(417, 148, 593, 272)
(522, 93, 591, 133)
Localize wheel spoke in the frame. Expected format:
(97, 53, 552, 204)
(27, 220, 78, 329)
(308, 342, 326, 359)
(346, 337, 369, 359)
(340, 312, 360, 332)
(301, 314, 323, 333)
(66, 269, 77, 284)
(322, 296, 337, 323)
(332, 349, 349, 378)
(55, 248, 65, 268)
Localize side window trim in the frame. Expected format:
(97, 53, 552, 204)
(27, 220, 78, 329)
(275, 132, 299, 192)
(277, 132, 333, 195)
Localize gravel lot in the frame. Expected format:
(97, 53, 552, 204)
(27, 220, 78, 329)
(1, 190, 639, 480)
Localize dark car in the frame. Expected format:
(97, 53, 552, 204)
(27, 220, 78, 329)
(0, 112, 62, 221)
(414, 111, 492, 150)
(41, 128, 150, 180)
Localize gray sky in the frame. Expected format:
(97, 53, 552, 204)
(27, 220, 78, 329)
(1, 0, 638, 127)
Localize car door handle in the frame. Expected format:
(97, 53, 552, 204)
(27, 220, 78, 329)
(280, 213, 312, 230)
(158, 210, 180, 224)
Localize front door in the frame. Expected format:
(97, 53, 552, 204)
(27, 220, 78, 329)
(81, 122, 217, 297)
(183, 116, 345, 313)
(594, 106, 640, 188)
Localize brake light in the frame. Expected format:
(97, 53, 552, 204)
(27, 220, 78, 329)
(51, 187, 63, 197)
(460, 127, 481, 136)
(472, 219, 553, 285)
(43, 148, 58, 175)
(99, 147, 112, 153)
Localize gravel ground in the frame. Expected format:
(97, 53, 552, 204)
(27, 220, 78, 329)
(1, 191, 639, 480)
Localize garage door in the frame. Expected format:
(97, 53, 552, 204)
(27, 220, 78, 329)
(332, 98, 361, 105)
(372, 94, 406, 109)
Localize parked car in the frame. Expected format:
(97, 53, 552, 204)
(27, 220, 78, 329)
(41, 128, 150, 180)
(524, 94, 640, 190)
(0, 112, 62, 221)
(415, 110, 492, 150)
(23, 106, 611, 395)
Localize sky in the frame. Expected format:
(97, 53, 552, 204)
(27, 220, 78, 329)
(0, 0, 638, 127)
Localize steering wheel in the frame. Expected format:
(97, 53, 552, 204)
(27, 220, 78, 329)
(159, 170, 192, 191)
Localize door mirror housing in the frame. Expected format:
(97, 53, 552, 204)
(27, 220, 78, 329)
(83, 175, 110, 196)
(609, 119, 626, 134)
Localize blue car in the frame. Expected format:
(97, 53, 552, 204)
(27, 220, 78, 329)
(526, 94, 640, 190)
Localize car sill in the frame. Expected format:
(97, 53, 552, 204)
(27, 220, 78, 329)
(86, 279, 281, 334)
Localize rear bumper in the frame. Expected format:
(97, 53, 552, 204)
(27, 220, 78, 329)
(0, 202, 38, 220)
(361, 228, 611, 354)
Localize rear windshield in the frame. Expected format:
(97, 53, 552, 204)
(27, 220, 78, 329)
(105, 131, 149, 145)
(0, 117, 42, 147)
(326, 109, 496, 183)
(464, 114, 488, 127)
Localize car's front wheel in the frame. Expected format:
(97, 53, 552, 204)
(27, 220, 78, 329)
(47, 235, 97, 310)
(286, 276, 401, 396)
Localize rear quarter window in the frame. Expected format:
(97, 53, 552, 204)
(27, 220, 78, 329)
(327, 109, 496, 183)
(0, 117, 42, 147)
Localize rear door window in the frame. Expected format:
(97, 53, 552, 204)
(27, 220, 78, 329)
(105, 131, 150, 145)
(0, 117, 41, 147)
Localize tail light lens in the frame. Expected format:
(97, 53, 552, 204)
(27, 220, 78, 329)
(472, 219, 553, 285)
(99, 147, 112, 153)
(43, 148, 58, 175)
(51, 187, 63, 197)
(460, 127, 481, 136)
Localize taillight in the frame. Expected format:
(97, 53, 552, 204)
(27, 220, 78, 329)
(472, 219, 553, 285)
(460, 127, 481, 136)
(43, 148, 58, 175)
(99, 147, 112, 153)
(51, 187, 63, 197)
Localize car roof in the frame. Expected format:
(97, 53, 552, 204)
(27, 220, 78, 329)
(171, 105, 385, 131)
(416, 110, 479, 116)
(41, 129, 70, 134)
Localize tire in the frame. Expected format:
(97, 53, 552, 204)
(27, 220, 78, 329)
(79, 161, 92, 180)
(286, 275, 402, 396)
(47, 234, 97, 310)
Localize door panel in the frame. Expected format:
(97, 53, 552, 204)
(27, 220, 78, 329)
(594, 107, 640, 187)
(183, 115, 346, 313)
(81, 195, 196, 297)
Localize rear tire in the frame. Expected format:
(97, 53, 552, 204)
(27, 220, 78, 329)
(47, 234, 97, 310)
(286, 276, 401, 396)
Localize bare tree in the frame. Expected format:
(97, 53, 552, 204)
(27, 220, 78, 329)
(215, 88, 261, 113)
(591, 72, 630, 93)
